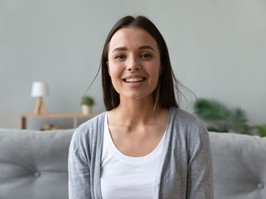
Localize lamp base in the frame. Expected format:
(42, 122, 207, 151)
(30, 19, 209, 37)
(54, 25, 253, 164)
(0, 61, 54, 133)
(34, 97, 48, 115)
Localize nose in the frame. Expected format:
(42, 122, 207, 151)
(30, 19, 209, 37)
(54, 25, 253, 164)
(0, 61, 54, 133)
(126, 56, 141, 71)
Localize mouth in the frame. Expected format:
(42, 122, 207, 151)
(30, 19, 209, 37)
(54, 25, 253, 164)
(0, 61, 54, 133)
(122, 77, 147, 83)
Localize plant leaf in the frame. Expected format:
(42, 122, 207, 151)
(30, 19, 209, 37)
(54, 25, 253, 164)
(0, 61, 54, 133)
(257, 125, 266, 137)
(194, 98, 231, 121)
(229, 108, 250, 134)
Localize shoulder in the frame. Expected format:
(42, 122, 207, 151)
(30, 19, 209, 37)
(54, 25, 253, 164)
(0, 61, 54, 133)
(170, 107, 204, 128)
(68, 112, 106, 165)
(77, 112, 106, 133)
(71, 112, 106, 147)
(169, 107, 208, 139)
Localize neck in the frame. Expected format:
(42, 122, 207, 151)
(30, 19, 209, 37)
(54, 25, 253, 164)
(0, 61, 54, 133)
(111, 99, 159, 125)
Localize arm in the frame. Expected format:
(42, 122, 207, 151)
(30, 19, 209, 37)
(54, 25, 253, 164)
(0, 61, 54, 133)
(187, 124, 213, 199)
(68, 130, 91, 199)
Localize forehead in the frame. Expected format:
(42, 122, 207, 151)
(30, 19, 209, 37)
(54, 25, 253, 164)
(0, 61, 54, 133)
(109, 27, 158, 51)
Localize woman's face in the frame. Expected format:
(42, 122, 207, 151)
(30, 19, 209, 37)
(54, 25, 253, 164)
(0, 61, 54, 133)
(107, 27, 161, 102)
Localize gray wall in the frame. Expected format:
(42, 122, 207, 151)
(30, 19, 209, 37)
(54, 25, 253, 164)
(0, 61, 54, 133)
(1, 0, 265, 129)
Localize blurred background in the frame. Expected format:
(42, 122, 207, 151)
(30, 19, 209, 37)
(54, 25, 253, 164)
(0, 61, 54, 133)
(0, 0, 265, 129)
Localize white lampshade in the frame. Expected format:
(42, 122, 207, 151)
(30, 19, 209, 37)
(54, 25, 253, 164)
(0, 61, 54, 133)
(31, 82, 49, 97)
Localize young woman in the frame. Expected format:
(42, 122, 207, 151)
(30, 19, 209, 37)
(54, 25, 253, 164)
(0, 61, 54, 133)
(68, 16, 213, 199)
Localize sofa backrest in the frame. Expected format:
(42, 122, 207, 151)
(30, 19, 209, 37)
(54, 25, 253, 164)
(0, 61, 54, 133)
(0, 129, 74, 199)
(1, 129, 265, 199)
(209, 132, 266, 199)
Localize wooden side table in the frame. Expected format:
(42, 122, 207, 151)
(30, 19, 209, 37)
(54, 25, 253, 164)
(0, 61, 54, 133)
(20, 113, 99, 129)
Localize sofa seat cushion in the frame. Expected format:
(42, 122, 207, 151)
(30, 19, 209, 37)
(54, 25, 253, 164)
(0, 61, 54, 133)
(0, 129, 74, 199)
(209, 132, 266, 199)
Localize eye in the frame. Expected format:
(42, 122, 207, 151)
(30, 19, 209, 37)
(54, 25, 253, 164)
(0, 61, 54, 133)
(114, 54, 126, 60)
(140, 53, 152, 59)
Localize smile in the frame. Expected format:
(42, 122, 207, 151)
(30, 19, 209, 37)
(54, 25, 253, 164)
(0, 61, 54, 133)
(123, 77, 146, 83)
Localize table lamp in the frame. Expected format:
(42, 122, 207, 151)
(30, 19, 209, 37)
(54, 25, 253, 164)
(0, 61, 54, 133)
(31, 81, 49, 115)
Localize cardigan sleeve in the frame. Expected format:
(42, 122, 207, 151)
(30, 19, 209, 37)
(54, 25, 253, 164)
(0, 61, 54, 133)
(156, 108, 213, 199)
(187, 122, 213, 199)
(68, 128, 92, 199)
(68, 113, 105, 199)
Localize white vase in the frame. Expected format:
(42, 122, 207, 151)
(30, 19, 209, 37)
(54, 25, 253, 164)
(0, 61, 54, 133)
(81, 105, 91, 114)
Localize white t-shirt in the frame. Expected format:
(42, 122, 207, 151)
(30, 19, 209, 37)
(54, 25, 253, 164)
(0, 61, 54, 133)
(101, 113, 165, 199)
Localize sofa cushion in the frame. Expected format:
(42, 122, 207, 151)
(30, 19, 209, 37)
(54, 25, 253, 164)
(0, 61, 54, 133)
(0, 128, 74, 199)
(1, 129, 265, 199)
(209, 132, 266, 199)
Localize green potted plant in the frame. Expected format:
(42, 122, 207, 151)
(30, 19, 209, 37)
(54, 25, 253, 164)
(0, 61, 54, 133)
(193, 98, 250, 134)
(256, 125, 266, 137)
(193, 98, 266, 137)
(80, 95, 95, 114)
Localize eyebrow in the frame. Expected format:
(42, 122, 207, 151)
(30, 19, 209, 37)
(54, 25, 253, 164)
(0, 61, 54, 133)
(111, 45, 155, 53)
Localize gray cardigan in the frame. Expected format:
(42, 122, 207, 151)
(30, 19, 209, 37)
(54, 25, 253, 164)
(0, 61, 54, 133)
(68, 107, 213, 199)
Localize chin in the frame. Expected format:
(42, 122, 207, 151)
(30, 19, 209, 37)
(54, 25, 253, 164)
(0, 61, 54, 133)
(121, 92, 154, 102)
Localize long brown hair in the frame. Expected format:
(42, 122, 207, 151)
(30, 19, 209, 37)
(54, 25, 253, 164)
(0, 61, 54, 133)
(101, 16, 180, 111)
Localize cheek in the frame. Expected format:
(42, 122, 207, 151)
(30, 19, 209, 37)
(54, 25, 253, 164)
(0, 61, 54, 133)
(108, 65, 121, 81)
(107, 61, 114, 76)
(152, 65, 161, 79)
(108, 65, 114, 76)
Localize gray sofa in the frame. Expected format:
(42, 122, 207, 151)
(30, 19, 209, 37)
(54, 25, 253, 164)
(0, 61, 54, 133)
(0, 129, 265, 199)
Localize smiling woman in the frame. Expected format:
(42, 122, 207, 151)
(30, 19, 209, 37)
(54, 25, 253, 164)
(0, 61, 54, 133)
(68, 15, 213, 199)
(107, 27, 161, 103)
(101, 16, 179, 112)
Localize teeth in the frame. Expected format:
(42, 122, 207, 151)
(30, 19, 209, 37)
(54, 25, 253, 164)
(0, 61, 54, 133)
(125, 78, 145, 83)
